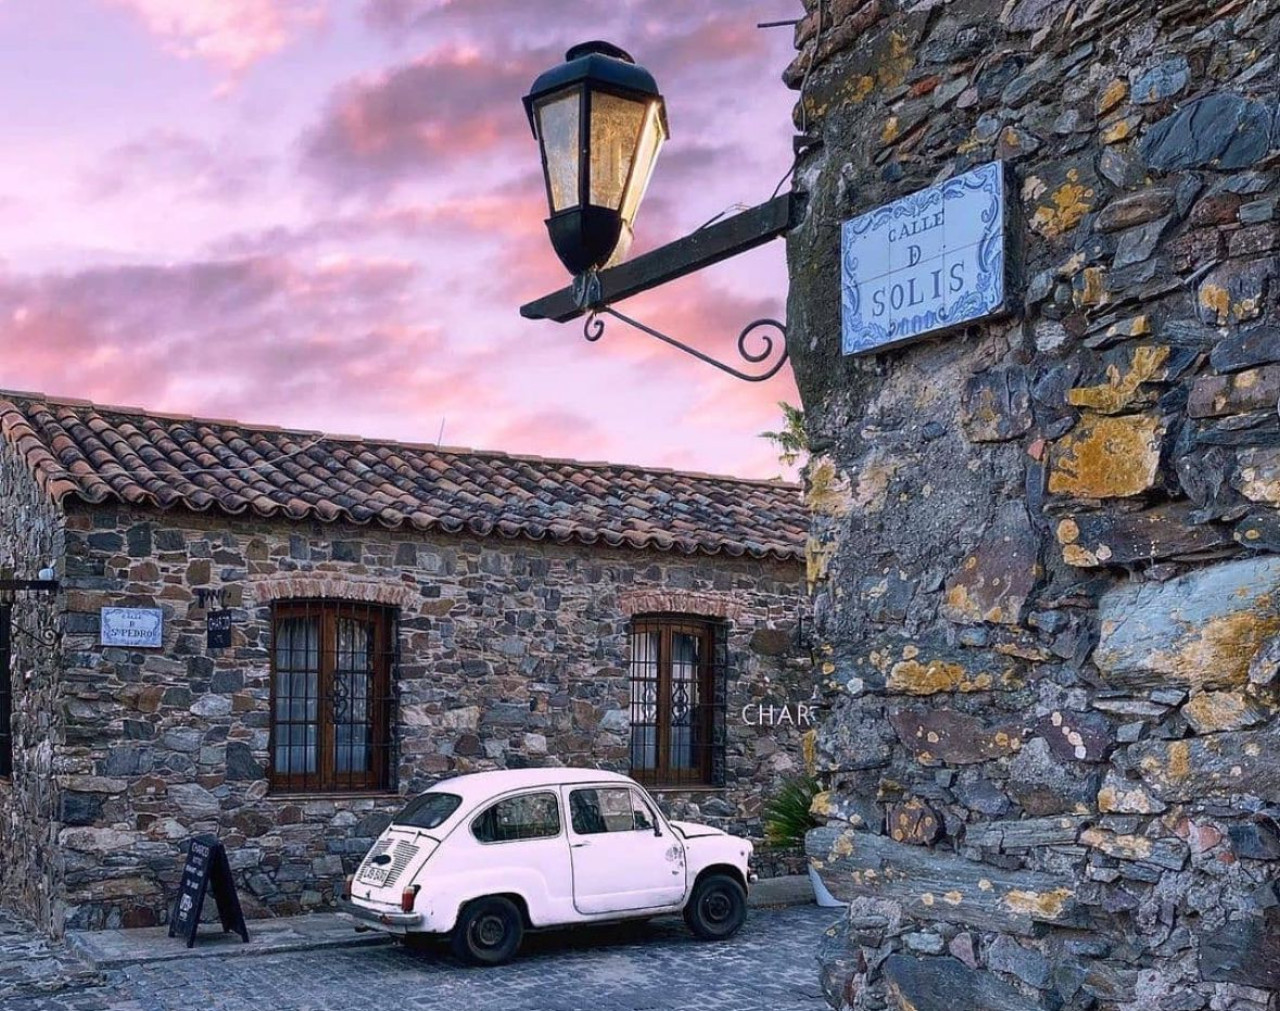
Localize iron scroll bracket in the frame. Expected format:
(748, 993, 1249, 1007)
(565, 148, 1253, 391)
(520, 193, 801, 384)
(583, 307, 789, 383)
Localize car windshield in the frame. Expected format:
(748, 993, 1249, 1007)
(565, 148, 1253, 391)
(392, 792, 463, 830)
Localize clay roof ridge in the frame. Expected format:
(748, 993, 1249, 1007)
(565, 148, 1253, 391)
(0, 388, 800, 490)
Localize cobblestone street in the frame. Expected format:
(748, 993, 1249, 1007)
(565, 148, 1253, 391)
(1, 905, 834, 1011)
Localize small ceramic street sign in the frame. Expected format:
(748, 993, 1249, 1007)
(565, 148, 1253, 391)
(100, 607, 164, 648)
(842, 160, 1007, 355)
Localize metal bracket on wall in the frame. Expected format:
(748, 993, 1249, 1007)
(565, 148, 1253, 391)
(520, 193, 802, 383)
(583, 306, 789, 383)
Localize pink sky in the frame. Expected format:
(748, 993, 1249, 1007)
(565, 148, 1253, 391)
(0, 0, 800, 478)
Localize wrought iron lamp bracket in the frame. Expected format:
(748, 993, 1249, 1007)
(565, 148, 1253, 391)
(522, 192, 802, 384)
(10, 619, 56, 648)
(580, 304, 789, 383)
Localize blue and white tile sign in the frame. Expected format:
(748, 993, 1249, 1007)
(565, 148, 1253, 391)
(842, 160, 1007, 355)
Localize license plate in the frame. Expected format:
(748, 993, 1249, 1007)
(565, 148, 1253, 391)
(361, 865, 390, 886)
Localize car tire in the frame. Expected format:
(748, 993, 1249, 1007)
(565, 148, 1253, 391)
(451, 896, 525, 966)
(684, 873, 748, 941)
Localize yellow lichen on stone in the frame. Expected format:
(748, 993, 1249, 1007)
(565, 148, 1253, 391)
(1029, 168, 1095, 237)
(1066, 345, 1170, 414)
(1049, 413, 1164, 498)
(876, 31, 914, 89)
(1199, 284, 1231, 325)
(806, 536, 836, 591)
(807, 458, 852, 517)
(1168, 740, 1190, 781)
(810, 789, 833, 818)
(1097, 78, 1128, 114)
(1101, 117, 1136, 143)
(1002, 888, 1073, 919)
(881, 116, 900, 144)
(1081, 828, 1154, 860)
(1074, 267, 1106, 307)
(943, 891, 963, 906)
(803, 731, 817, 777)
(885, 657, 1005, 695)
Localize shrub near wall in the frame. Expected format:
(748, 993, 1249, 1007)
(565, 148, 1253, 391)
(786, 0, 1280, 1008)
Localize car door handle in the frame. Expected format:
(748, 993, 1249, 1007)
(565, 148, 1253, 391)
(571, 841, 590, 848)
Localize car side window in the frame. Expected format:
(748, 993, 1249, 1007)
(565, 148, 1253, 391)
(630, 790, 659, 831)
(472, 791, 561, 844)
(570, 787, 646, 834)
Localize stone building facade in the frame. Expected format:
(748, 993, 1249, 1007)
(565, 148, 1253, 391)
(784, 1, 1280, 1009)
(0, 393, 809, 936)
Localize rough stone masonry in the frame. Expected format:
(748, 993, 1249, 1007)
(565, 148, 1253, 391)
(785, 0, 1280, 1008)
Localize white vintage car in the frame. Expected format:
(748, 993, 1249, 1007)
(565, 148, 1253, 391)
(337, 768, 755, 964)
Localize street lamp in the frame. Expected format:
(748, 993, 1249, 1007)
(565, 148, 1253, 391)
(521, 42, 800, 383)
(524, 41, 669, 276)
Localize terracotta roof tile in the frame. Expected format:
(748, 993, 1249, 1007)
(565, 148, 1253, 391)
(0, 391, 806, 563)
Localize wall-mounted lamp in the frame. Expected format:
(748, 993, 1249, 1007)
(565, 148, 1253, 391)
(520, 42, 800, 383)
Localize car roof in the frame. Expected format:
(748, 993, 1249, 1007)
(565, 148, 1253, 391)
(422, 767, 635, 803)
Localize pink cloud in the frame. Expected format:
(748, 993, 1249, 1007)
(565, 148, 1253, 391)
(104, 0, 326, 75)
(300, 44, 551, 192)
(82, 129, 271, 203)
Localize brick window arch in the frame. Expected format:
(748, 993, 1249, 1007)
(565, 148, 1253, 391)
(628, 614, 728, 788)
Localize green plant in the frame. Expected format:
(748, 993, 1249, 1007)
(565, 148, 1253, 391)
(762, 775, 822, 848)
(759, 402, 809, 468)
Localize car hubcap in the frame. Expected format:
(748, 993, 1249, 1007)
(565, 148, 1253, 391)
(704, 890, 732, 924)
(474, 914, 506, 948)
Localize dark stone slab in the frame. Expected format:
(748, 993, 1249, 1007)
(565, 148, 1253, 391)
(889, 708, 1023, 765)
(1195, 258, 1275, 327)
(225, 742, 263, 782)
(1034, 709, 1113, 763)
(961, 368, 1033, 443)
(1132, 58, 1189, 105)
(1057, 504, 1233, 568)
(888, 798, 942, 846)
(1229, 821, 1280, 860)
(941, 503, 1039, 626)
(1139, 93, 1274, 171)
(1128, 731, 1280, 803)
(883, 955, 1045, 1011)
(1210, 326, 1280, 373)
(1188, 365, 1280, 418)
(807, 826, 1087, 936)
(1235, 510, 1280, 552)
(1094, 188, 1176, 233)
(963, 815, 1087, 851)
(1094, 555, 1280, 692)
(1199, 914, 1280, 989)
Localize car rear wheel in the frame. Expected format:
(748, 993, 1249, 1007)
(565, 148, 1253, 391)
(684, 873, 747, 941)
(451, 896, 524, 966)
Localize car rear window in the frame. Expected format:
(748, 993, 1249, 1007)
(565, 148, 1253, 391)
(392, 792, 462, 830)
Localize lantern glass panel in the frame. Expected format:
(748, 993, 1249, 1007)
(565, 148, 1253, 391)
(536, 89, 582, 213)
(619, 100, 665, 227)
(588, 91, 649, 212)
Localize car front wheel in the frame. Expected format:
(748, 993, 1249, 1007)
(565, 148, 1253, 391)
(451, 896, 524, 966)
(684, 873, 747, 941)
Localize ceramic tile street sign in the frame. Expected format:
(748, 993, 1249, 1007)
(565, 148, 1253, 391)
(100, 607, 163, 648)
(842, 160, 1007, 355)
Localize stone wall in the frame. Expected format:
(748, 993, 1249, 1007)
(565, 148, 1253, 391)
(786, 1, 1280, 1009)
(40, 502, 808, 933)
(0, 439, 65, 932)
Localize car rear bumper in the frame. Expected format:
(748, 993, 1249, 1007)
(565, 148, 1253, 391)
(337, 897, 424, 934)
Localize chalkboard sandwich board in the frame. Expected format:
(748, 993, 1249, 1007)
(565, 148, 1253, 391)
(169, 834, 250, 948)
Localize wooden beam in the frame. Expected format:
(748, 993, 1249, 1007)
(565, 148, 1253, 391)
(520, 193, 801, 323)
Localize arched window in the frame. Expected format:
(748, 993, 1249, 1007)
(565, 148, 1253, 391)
(270, 599, 395, 792)
(628, 616, 727, 788)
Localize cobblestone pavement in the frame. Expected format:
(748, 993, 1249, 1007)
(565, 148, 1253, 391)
(0, 911, 103, 1004)
(1, 905, 835, 1011)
